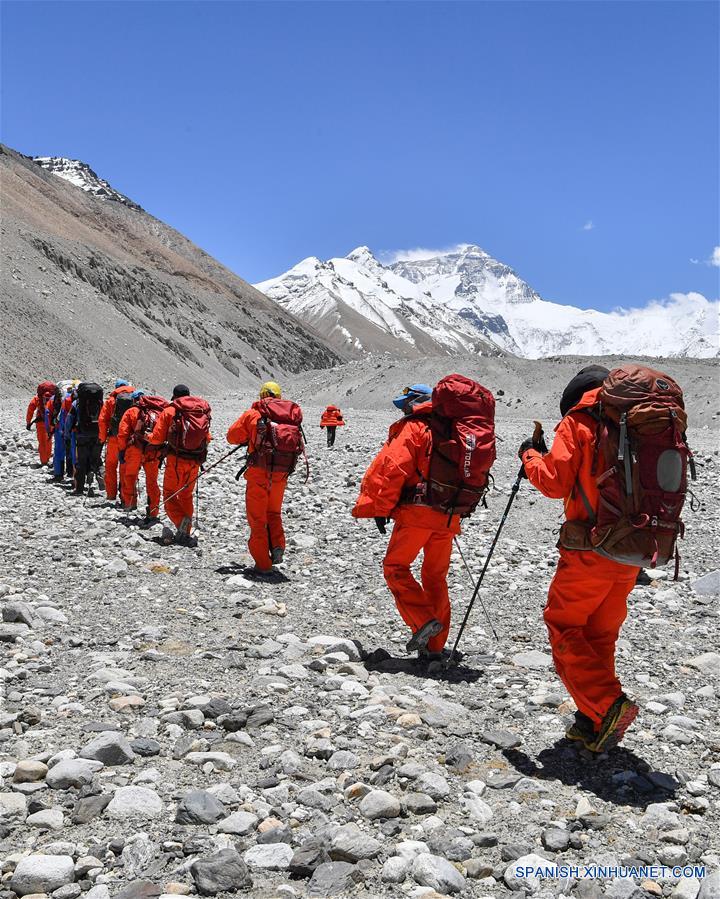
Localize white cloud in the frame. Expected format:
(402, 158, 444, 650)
(690, 258, 700, 265)
(710, 246, 720, 266)
(382, 244, 473, 263)
(581, 220, 594, 231)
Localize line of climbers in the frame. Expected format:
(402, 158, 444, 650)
(27, 379, 344, 560)
(25, 364, 695, 753)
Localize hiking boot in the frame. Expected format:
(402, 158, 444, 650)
(565, 711, 596, 745)
(174, 532, 198, 548)
(160, 526, 175, 546)
(271, 547, 284, 565)
(585, 695, 639, 753)
(406, 618, 443, 654)
(635, 568, 652, 586)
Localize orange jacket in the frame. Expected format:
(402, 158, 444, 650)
(147, 403, 211, 452)
(117, 406, 141, 452)
(98, 385, 134, 443)
(227, 408, 262, 451)
(320, 406, 344, 427)
(522, 387, 601, 522)
(352, 401, 460, 532)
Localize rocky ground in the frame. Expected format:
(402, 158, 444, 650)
(1, 392, 718, 899)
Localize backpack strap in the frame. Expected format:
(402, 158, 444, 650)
(573, 479, 597, 525)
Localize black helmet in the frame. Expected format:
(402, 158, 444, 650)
(559, 365, 609, 417)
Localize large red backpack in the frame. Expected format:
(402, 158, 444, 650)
(250, 398, 305, 475)
(133, 395, 169, 445)
(574, 365, 695, 577)
(167, 397, 211, 461)
(404, 374, 496, 518)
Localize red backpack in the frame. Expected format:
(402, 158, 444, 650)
(572, 365, 695, 577)
(167, 397, 211, 461)
(250, 398, 305, 475)
(133, 395, 169, 445)
(404, 374, 496, 518)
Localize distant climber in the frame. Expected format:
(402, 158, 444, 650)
(66, 382, 104, 496)
(98, 379, 135, 504)
(320, 404, 345, 447)
(118, 392, 169, 521)
(45, 381, 73, 481)
(26, 381, 55, 467)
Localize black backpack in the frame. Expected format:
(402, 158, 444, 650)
(76, 383, 103, 433)
(110, 392, 136, 435)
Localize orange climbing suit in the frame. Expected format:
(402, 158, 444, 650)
(26, 395, 52, 465)
(117, 406, 161, 515)
(148, 404, 209, 530)
(98, 385, 134, 500)
(320, 406, 345, 427)
(227, 408, 289, 571)
(352, 401, 460, 653)
(522, 387, 640, 727)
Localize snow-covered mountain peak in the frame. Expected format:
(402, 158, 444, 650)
(346, 245, 377, 265)
(389, 243, 541, 305)
(257, 244, 719, 360)
(33, 156, 142, 210)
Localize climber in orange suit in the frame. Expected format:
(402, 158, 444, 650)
(352, 384, 458, 659)
(98, 379, 134, 501)
(226, 381, 292, 572)
(320, 404, 345, 447)
(147, 385, 210, 545)
(26, 392, 52, 465)
(520, 365, 640, 753)
(117, 391, 164, 519)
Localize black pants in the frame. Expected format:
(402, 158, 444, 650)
(64, 439, 74, 478)
(75, 435, 102, 491)
(326, 426, 337, 447)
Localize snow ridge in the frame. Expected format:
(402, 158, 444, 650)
(257, 245, 719, 360)
(33, 157, 142, 210)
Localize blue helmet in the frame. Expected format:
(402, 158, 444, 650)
(114, 379, 129, 388)
(392, 383, 433, 411)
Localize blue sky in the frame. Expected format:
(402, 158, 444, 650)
(2, 1, 718, 310)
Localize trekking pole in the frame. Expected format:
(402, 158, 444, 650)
(194, 475, 200, 534)
(449, 469, 523, 661)
(453, 536, 499, 642)
(162, 444, 243, 506)
(449, 421, 545, 662)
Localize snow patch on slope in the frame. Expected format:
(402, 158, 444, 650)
(33, 157, 142, 210)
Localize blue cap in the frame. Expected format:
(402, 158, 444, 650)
(130, 390, 145, 400)
(392, 383, 433, 410)
(115, 379, 129, 388)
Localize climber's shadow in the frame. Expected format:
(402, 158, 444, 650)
(503, 742, 677, 809)
(363, 647, 486, 684)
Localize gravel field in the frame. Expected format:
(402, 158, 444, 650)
(1, 371, 718, 899)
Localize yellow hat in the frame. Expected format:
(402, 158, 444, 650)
(260, 380, 281, 399)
